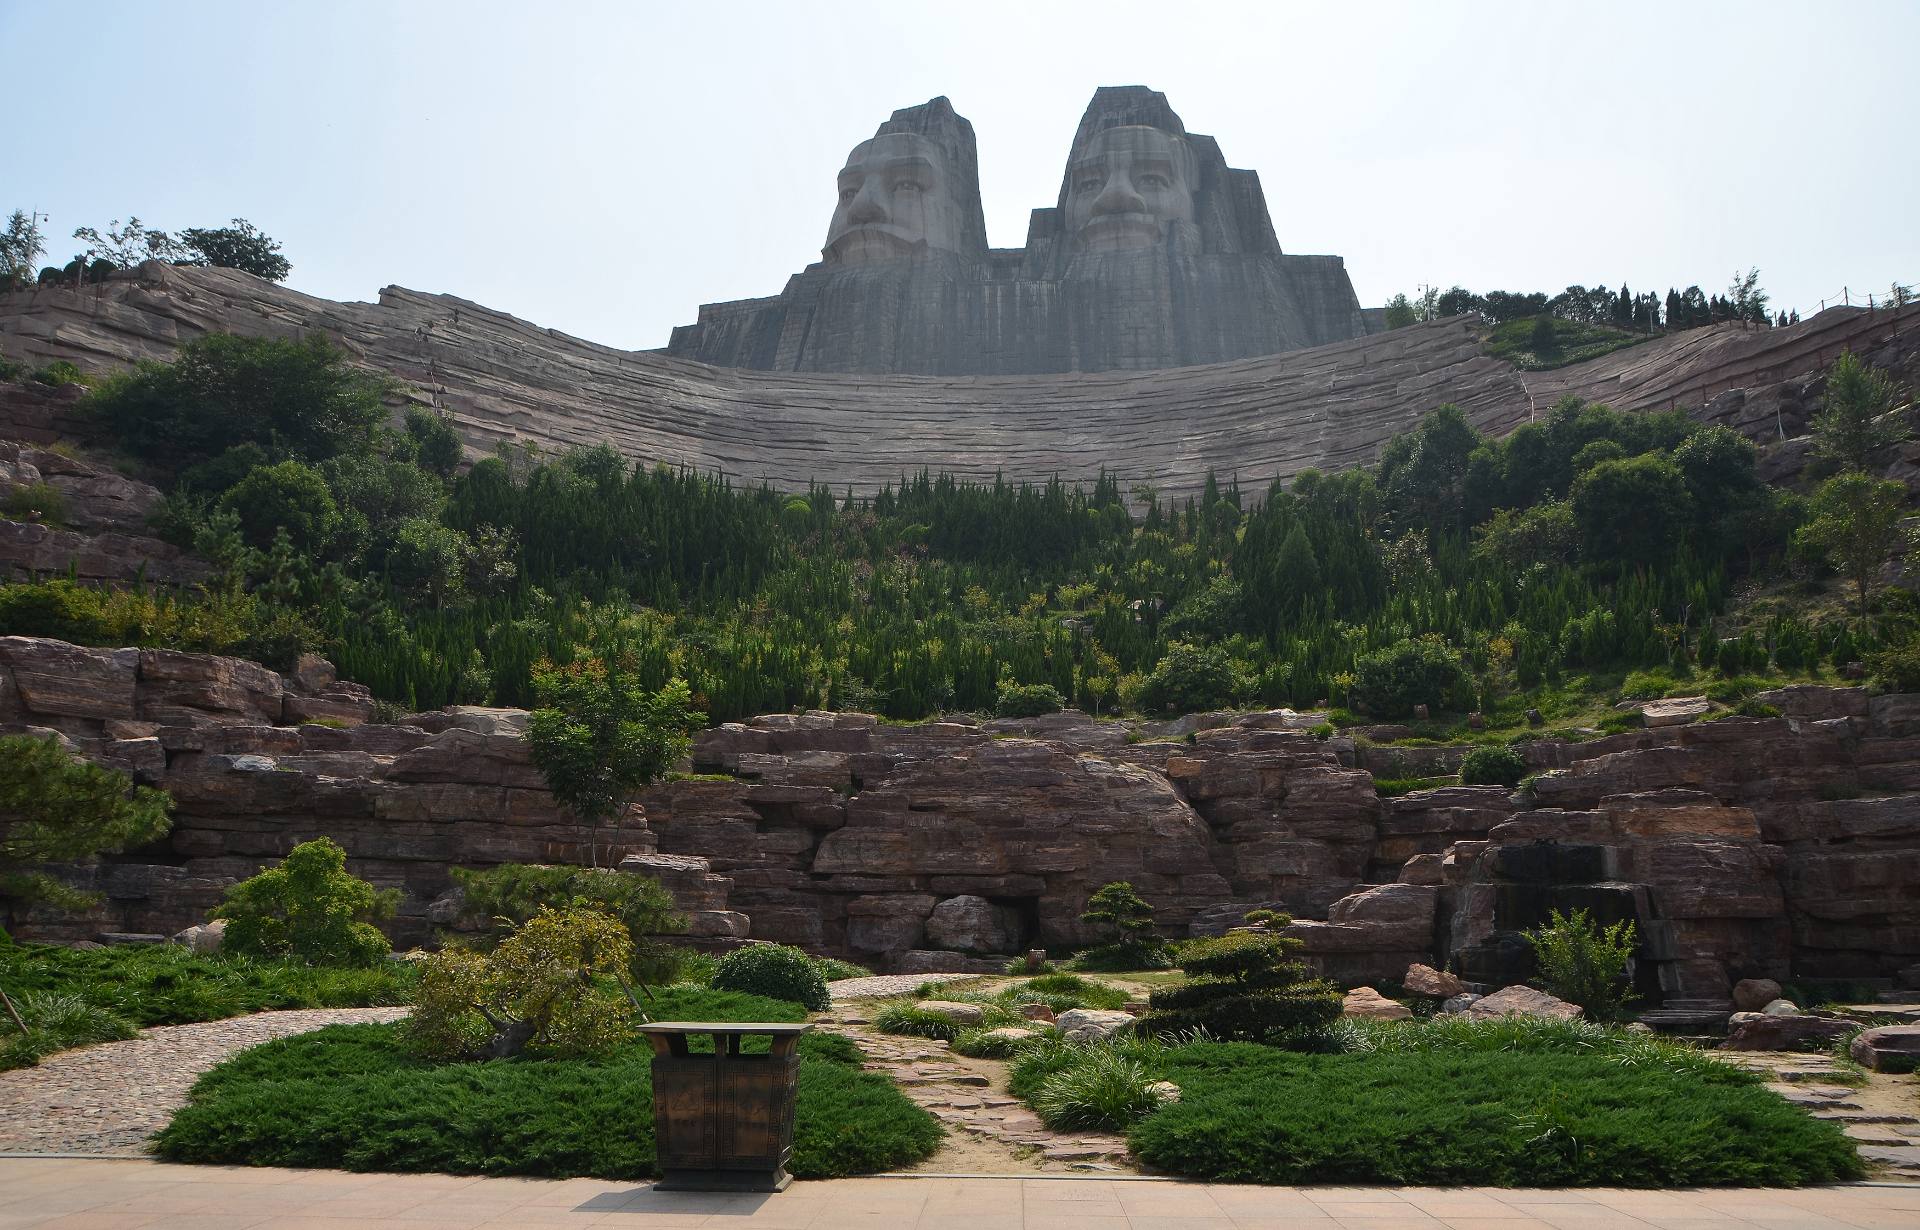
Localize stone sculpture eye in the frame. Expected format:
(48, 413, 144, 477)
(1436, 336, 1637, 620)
(892, 178, 925, 194)
(1136, 174, 1170, 191)
(839, 187, 857, 203)
(1076, 175, 1105, 193)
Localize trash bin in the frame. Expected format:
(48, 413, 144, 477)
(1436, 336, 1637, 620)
(639, 1021, 813, 1192)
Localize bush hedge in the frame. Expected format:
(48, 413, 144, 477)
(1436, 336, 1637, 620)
(709, 943, 830, 1010)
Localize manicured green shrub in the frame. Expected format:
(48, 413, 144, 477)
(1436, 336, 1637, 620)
(813, 957, 871, 981)
(994, 679, 1065, 718)
(1126, 1043, 1860, 1186)
(213, 837, 396, 967)
(1141, 928, 1341, 1042)
(155, 990, 941, 1179)
(1525, 908, 1638, 1022)
(709, 943, 830, 1010)
(1071, 881, 1171, 971)
(1459, 744, 1527, 788)
(1029, 1045, 1173, 1132)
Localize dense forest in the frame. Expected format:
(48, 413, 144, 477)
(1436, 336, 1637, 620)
(0, 334, 1911, 731)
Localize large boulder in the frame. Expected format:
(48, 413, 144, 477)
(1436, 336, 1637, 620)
(1641, 696, 1710, 728)
(1403, 962, 1465, 999)
(170, 918, 226, 955)
(924, 894, 1024, 954)
(1464, 985, 1583, 1022)
(916, 1000, 986, 1025)
(1849, 1025, 1920, 1073)
(1721, 1013, 1862, 1051)
(1342, 987, 1412, 1020)
(1731, 978, 1784, 1012)
(1055, 1009, 1136, 1043)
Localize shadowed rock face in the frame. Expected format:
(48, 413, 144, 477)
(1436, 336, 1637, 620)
(667, 86, 1373, 373)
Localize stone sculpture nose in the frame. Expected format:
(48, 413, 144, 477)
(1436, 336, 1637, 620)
(1092, 177, 1146, 218)
(848, 180, 889, 226)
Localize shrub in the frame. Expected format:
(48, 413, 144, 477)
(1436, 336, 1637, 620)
(1013, 973, 1130, 1012)
(710, 943, 830, 1010)
(813, 957, 871, 981)
(1126, 1043, 1861, 1186)
(1136, 641, 1242, 713)
(2, 480, 66, 525)
(1867, 639, 1920, 693)
(1352, 637, 1470, 718)
(1525, 907, 1638, 1022)
(1030, 1045, 1173, 1132)
(994, 680, 1065, 718)
(217, 460, 339, 552)
(1459, 744, 1527, 788)
(212, 837, 396, 967)
(0, 733, 172, 917)
(30, 361, 85, 388)
(0, 579, 126, 644)
(1141, 928, 1341, 1042)
(155, 994, 942, 1179)
(450, 864, 683, 984)
(409, 906, 637, 1060)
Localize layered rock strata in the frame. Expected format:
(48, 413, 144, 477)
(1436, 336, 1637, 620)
(3, 267, 1915, 504)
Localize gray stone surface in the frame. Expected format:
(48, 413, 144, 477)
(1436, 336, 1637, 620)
(667, 88, 1371, 374)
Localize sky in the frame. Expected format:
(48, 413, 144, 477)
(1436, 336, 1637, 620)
(6, 0, 1918, 351)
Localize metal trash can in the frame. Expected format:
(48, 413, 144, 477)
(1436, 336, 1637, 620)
(639, 1021, 812, 1192)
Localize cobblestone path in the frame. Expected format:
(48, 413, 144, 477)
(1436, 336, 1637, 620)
(0, 1007, 409, 1156)
(817, 1002, 1131, 1173)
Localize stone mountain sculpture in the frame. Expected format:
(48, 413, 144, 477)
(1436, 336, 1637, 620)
(667, 86, 1373, 375)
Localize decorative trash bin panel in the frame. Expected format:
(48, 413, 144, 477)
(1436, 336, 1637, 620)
(640, 1022, 811, 1192)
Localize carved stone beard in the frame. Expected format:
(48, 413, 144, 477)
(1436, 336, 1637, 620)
(823, 133, 964, 267)
(1064, 126, 1198, 253)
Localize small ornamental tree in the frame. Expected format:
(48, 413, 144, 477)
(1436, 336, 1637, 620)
(0, 735, 172, 919)
(1140, 926, 1341, 1042)
(450, 863, 684, 985)
(1075, 881, 1169, 970)
(1812, 351, 1906, 473)
(1525, 907, 1638, 1022)
(1795, 472, 1913, 620)
(407, 905, 637, 1060)
(212, 837, 396, 967)
(178, 219, 291, 282)
(527, 653, 703, 867)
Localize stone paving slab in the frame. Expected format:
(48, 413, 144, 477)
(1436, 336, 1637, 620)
(827, 973, 969, 1002)
(2, 1158, 1919, 1228)
(0, 1008, 409, 1156)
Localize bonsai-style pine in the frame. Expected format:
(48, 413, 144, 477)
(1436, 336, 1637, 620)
(1075, 880, 1171, 970)
(1140, 923, 1340, 1042)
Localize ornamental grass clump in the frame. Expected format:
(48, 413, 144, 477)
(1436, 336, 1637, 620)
(1140, 925, 1340, 1042)
(1028, 1045, 1173, 1132)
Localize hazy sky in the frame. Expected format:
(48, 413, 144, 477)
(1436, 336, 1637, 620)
(8, 1, 1918, 351)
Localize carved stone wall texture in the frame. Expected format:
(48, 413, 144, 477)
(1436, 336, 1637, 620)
(3, 264, 1915, 505)
(667, 88, 1373, 374)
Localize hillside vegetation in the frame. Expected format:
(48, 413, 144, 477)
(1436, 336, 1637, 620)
(0, 333, 1911, 728)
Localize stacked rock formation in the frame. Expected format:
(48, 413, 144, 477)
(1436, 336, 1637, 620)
(666, 88, 1372, 374)
(7, 633, 1920, 1014)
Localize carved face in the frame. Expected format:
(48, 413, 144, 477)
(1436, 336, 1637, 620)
(1064, 126, 1197, 252)
(823, 132, 962, 266)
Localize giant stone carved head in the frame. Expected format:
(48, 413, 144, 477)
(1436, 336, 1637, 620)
(1063, 125, 1198, 252)
(823, 132, 966, 266)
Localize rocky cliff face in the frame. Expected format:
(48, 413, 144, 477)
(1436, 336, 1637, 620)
(5, 635, 1918, 1006)
(3, 266, 1915, 504)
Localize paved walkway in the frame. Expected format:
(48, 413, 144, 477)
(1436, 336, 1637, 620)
(1, 1158, 1917, 1228)
(0, 1008, 409, 1155)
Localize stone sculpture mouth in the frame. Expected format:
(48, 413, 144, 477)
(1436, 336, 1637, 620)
(1077, 213, 1166, 251)
(825, 226, 927, 264)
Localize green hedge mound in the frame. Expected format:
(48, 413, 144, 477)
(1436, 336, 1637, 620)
(1128, 1043, 1861, 1187)
(154, 987, 940, 1180)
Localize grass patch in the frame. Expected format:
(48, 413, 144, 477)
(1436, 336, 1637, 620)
(0, 937, 415, 1070)
(1129, 1043, 1859, 1186)
(155, 987, 940, 1180)
(1485, 317, 1650, 371)
(1370, 775, 1455, 797)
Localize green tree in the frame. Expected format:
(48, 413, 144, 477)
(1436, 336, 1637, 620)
(403, 407, 465, 478)
(1472, 500, 1577, 570)
(178, 219, 291, 281)
(85, 333, 390, 476)
(1382, 293, 1417, 329)
(1811, 351, 1907, 473)
(1571, 454, 1693, 567)
(1, 210, 47, 292)
(71, 217, 183, 266)
(212, 837, 396, 966)
(0, 735, 172, 918)
(1136, 641, 1240, 713)
(1352, 636, 1469, 718)
(217, 460, 339, 552)
(1795, 472, 1912, 619)
(1077, 881, 1168, 969)
(451, 863, 685, 985)
(1271, 522, 1322, 622)
(528, 653, 703, 867)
